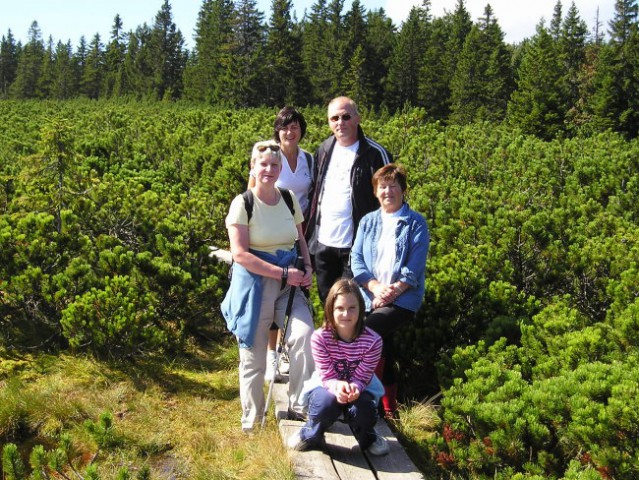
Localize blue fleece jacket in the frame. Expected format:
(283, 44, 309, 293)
(221, 248, 296, 348)
(350, 203, 429, 312)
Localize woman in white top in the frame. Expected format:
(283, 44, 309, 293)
(249, 107, 315, 383)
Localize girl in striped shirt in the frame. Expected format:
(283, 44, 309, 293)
(288, 279, 389, 455)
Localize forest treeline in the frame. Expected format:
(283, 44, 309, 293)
(1, 0, 639, 140)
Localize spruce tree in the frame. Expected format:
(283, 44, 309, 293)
(449, 4, 512, 124)
(590, 0, 639, 137)
(559, 2, 589, 132)
(147, 0, 187, 100)
(301, 0, 331, 104)
(506, 22, 565, 139)
(363, 8, 394, 110)
(385, 3, 429, 110)
(221, 0, 266, 106)
(550, 0, 564, 40)
(9, 21, 44, 99)
(72, 36, 88, 96)
(265, 0, 306, 106)
(37, 36, 55, 98)
(0, 30, 19, 98)
(52, 40, 76, 99)
(80, 34, 104, 99)
(418, 16, 453, 120)
(343, 0, 370, 107)
(326, 0, 346, 98)
(184, 0, 235, 104)
(446, 0, 473, 82)
(104, 15, 126, 98)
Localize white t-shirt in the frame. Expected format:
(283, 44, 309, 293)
(318, 142, 359, 248)
(276, 148, 313, 215)
(374, 209, 401, 285)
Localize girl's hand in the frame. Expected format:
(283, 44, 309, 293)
(346, 384, 360, 403)
(333, 381, 352, 404)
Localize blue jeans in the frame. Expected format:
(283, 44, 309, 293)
(299, 387, 378, 450)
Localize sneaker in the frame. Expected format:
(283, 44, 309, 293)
(264, 350, 277, 384)
(367, 435, 389, 456)
(287, 431, 309, 451)
(286, 408, 307, 422)
(279, 350, 290, 374)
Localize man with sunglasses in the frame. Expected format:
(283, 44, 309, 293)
(305, 96, 392, 303)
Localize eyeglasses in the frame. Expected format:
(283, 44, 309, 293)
(257, 144, 280, 152)
(329, 114, 352, 123)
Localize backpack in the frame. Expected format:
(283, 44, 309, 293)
(241, 187, 295, 221)
(227, 187, 296, 280)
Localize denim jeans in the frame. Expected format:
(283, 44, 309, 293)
(299, 387, 378, 450)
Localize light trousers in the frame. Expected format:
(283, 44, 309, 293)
(238, 277, 315, 430)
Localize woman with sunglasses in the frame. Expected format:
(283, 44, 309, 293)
(248, 107, 315, 383)
(222, 139, 315, 432)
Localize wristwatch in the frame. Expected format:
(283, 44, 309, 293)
(280, 265, 288, 289)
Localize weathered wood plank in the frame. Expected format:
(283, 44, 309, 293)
(324, 421, 376, 480)
(365, 420, 425, 480)
(279, 420, 340, 480)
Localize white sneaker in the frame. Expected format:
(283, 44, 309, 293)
(287, 431, 308, 451)
(367, 435, 389, 456)
(279, 350, 290, 374)
(265, 350, 277, 384)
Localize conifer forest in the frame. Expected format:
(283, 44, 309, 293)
(1, 0, 639, 479)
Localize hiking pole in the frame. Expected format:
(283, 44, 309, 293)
(262, 245, 305, 428)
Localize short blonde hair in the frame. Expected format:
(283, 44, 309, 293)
(251, 139, 281, 166)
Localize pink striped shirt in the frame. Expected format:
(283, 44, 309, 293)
(311, 326, 383, 394)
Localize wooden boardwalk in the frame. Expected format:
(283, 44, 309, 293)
(272, 379, 424, 480)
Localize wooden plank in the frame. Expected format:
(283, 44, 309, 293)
(279, 420, 340, 480)
(271, 377, 290, 422)
(324, 421, 376, 480)
(364, 419, 425, 480)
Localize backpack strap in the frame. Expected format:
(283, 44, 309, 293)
(279, 188, 295, 217)
(242, 187, 295, 223)
(241, 190, 255, 222)
(303, 151, 314, 181)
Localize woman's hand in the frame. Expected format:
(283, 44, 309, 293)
(370, 281, 408, 308)
(286, 267, 312, 288)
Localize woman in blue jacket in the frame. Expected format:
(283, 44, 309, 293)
(350, 164, 430, 419)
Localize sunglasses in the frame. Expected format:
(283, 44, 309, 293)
(257, 144, 281, 152)
(329, 114, 352, 122)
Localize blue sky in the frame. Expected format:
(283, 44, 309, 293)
(0, 0, 615, 48)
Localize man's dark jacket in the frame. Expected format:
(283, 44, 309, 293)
(305, 125, 392, 254)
